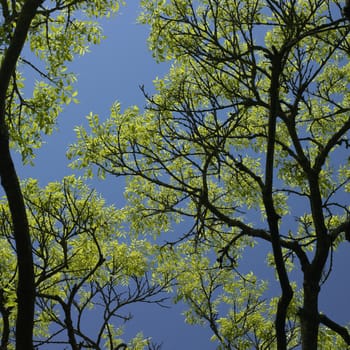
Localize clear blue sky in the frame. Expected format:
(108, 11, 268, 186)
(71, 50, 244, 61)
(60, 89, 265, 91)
(14, 1, 350, 349)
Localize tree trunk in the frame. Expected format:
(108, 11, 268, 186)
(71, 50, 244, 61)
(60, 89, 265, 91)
(0, 1, 44, 349)
(0, 142, 35, 350)
(300, 273, 320, 349)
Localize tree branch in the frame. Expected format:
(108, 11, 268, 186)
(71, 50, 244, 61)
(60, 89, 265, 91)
(319, 313, 350, 345)
(329, 218, 350, 242)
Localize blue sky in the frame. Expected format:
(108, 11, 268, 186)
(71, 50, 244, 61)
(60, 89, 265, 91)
(13, 1, 350, 348)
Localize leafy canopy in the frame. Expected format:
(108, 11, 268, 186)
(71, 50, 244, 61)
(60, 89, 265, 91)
(0, 0, 173, 348)
(69, 0, 350, 348)
(3, 0, 121, 162)
(0, 175, 166, 349)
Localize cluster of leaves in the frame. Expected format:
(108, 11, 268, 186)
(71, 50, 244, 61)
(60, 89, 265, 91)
(0, 175, 167, 349)
(2, 0, 121, 162)
(0, 180, 168, 345)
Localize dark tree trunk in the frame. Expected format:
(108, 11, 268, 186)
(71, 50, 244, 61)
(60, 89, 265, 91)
(0, 147, 35, 350)
(264, 47, 293, 350)
(300, 271, 320, 349)
(0, 1, 43, 349)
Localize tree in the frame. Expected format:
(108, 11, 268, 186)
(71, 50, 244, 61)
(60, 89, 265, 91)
(0, 175, 168, 349)
(0, 0, 170, 349)
(69, 0, 350, 348)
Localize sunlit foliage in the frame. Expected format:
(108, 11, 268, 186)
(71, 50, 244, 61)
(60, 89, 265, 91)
(70, 1, 350, 348)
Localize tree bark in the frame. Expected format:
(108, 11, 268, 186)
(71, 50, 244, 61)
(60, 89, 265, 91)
(0, 1, 43, 349)
(264, 47, 293, 350)
(298, 165, 330, 349)
(0, 148, 35, 350)
(300, 271, 320, 349)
